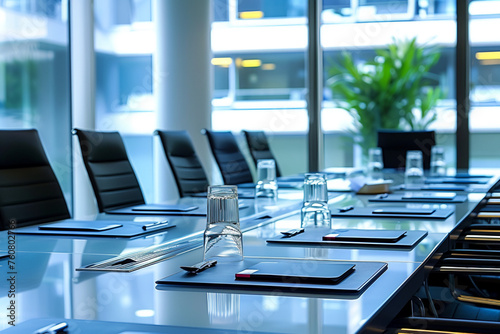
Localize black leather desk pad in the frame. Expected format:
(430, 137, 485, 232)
(453, 173, 492, 178)
(0, 318, 269, 334)
(425, 177, 489, 184)
(12, 220, 175, 238)
(369, 193, 467, 203)
(396, 184, 468, 191)
(156, 258, 388, 295)
(331, 206, 454, 219)
(267, 228, 428, 248)
(106, 203, 250, 216)
(105, 204, 207, 216)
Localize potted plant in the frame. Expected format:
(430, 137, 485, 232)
(327, 38, 443, 159)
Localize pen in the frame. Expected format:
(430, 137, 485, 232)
(181, 260, 217, 274)
(338, 205, 354, 212)
(281, 227, 305, 237)
(35, 322, 68, 334)
(142, 220, 169, 231)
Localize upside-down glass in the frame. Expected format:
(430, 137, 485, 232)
(301, 173, 331, 228)
(203, 185, 243, 262)
(367, 147, 384, 180)
(430, 146, 446, 177)
(405, 150, 425, 185)
(255, 159, 278, 199)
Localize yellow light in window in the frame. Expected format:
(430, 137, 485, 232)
(241, 59, 262, 68)
(211, 57, 233, 66)
(476, 51, 500, 60)
(239, 11, 264, 19)
(262, 63, 276, 70)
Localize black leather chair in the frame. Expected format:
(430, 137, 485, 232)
(155, 130, 209, 197)
(73, 129, 146, 212)
(377, 130, 436, 170)
(0, 129, 70, 230)
(202, 129, 254, 185)
(242, 130, 282, 177)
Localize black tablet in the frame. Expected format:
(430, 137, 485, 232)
(131, 204, 198, 212)
(401, 192, 456, 200)
(322, 229, 407, 243)
(38, 222, 123, 232)
(235, 261, 355, 285)
(372, 208, 435, 215)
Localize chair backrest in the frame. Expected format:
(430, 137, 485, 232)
(202, 129, 254, 185)
(155, 130, 210, 197)
(377, 130, 436, 170)
(0, 129, 70, 230)
(73, 128, 145, 212)
(242, 130, 282, 177)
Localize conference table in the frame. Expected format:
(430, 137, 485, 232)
(0, 170, 497, 334)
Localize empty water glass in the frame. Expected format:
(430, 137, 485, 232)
(255, 159, 278, 199)
(405, 150, 425, 185)
(301, 173, 331, 228)
(430, 146, 446, 177)
(367, 147, 384, 180)
(203, 185, 243, 262)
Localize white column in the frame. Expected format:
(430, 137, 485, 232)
(153, 0, 213, 202)
(70, 0, 97, 219)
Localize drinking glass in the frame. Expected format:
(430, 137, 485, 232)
(300, 173, 331, 228)
(405, 150, 425, 185)
(203, 185, 243, 262)
(367, 147, 384, 180)
(430, 146, 446, 177)
(255, 159, 278, 199)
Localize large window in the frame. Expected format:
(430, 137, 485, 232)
(94, 0, 155, 202)
(468, 0, 500, 168)
(0, 0, 72, 208)
(211, 0, 309, 176)
(321, 0, 457, 168)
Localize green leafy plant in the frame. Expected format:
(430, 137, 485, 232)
(327, 38, 442, 157)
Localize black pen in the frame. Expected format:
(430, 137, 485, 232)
(338, 205, 354, 212)
(35, 322, 68, 334)
(181, 260, 217, 274)
(281, 227, 305, 237)
(142, 220, 169, 231)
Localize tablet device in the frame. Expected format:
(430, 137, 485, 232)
(235, 261, 355, 285)
(38, 222, 123, 232)
(401, 192, 456, 200)
(322, 229, 407, 243)
(372, 208, 435, 215)
(454, 173, 491, 178)
(423, 184, 467, 191)
(131, 204, 198, 212)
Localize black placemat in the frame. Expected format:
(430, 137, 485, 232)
(369, 192, 467, 203)
(156, 259, 387, 295)
(331, 206, 454, 219)
(396, 184, 468, 191)
(12, 220, 175, 238)
(425, 177, 489, 184)
(267, 228, 428, 248)
(0, 318, 269, 334)
(106, 204, 207, 216)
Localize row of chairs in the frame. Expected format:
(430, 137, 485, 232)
(74, 128, 281, 212)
